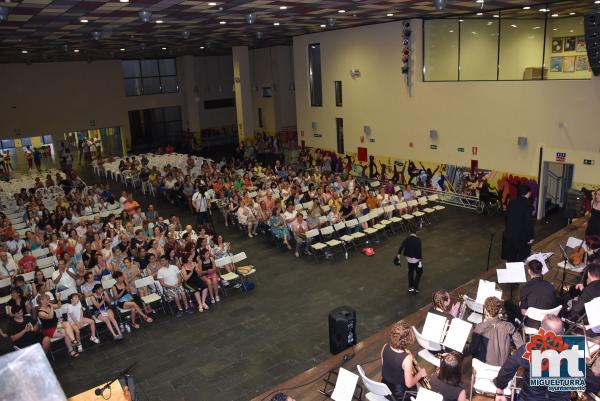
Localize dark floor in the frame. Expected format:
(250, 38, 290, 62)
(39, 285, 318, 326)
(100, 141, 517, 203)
(0, 163, 567, 401)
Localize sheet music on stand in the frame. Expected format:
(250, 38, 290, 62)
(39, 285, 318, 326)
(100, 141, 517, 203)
(585, 298, 600, 334)
(442, 318, 473, 352)
(567, 237, 588, 251)
(475, 280, 501, 305)
(421, 312, 447, 343)
(526, 252, 553, 275)
(331, 367, 359, 401)
(497, 262, 527, 283)
(415, 388, 443, 401)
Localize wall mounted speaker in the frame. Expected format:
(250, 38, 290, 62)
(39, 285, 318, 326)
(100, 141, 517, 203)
(311, 121, 318, 130)
(517, 136, 528, 147)
(430, 130, 438, 140)
(585, 11, 600, 76)
(363, 125, 371, 135)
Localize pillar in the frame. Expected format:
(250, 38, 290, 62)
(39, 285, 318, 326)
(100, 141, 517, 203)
(232, 46, 254, 140)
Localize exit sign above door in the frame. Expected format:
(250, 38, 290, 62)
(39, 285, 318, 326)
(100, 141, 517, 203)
(584, 159, 595, 165)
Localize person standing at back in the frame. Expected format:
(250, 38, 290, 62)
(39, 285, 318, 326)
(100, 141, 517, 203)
(397, 228, 423, 294)
(502, 184, 535, 262)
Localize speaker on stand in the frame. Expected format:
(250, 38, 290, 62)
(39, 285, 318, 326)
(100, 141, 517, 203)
(328, 306, 357, 355)
(565, 189, 584, 220)
(584, 10, 600, 76)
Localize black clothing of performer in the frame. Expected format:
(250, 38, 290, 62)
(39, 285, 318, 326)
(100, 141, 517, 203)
(587, 208, 600, 238)
(569, 279, 600, 324)
(519, 276, 557, 328)
(381, 344, 415, 400)
(502, 186, 535, 262)
(494, 345, 570, 401)
(430, 376, 463, 401)
(398, 233, 423, 291)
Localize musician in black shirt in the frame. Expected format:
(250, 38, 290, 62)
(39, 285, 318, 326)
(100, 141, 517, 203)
(568, 263, 600, 325)
(519, 260, 557, 328)
(501, 184, 535, 262)
(397, 229, 423, 293)
(429, 353, 467, 401)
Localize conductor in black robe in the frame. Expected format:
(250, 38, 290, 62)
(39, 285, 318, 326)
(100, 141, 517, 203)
(501, 184, 535, 262)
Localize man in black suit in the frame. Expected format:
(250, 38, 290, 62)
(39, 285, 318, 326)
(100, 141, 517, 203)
(502, 184, 535, 262)
(397, 228, 423, 294)
(568, 263, 600, 325)
(519, 260, 557, 328)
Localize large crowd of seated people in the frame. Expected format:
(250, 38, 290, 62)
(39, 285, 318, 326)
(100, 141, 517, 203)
(0, 171, 244, 359)
(105, 145, 427, 258)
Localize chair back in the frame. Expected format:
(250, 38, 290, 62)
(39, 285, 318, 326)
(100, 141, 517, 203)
(134, 276, 154, 289)
(21, 271, 35, 283)
(525, 305, 562, 322)
(319, 215, 328, 224)
(414, 190, 422, 197)
(397, 202, 408, 210)
(356, 365, 392, 397)
(472, 358, 501, 380)
(303, 201, 314, 210)
(215, 256, 233, 268)
(231, 252, 247, 264)
(383, 205, 395, 213)
(58, 287, 77, 302)
(358, 215, 370, 224)
(412, 326, 442, 352)
(418, 197, 428, 205)
(370, 181, 380, 188)
(321, 205, 331, 213)
(333, 222, 346, 232)
(305, 229, 320, 239)
(320, 226, 334, 236)
(428, 194, 439, 202)
(102, 278, 116, 290)
(345, 219, 359, 228)
(407, 200, 418, 207)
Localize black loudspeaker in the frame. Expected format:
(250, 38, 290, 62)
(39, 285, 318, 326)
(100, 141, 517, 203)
(565, 189, 584, 219)
(584, 11, 600, 76)
(328, 306, 357, 355)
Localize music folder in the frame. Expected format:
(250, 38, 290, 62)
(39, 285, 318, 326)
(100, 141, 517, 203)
(497, 262, 526, 283)
(526, 252, 551, 275)
(475, 279, 501, 305)
(421, 312, 447, 343)
(567, 237, 588, 251)
(331, 367, 359, 401)
(585, 298, 600, 334)
(442, 318, 473, 352)
(415, 388, 443, 401)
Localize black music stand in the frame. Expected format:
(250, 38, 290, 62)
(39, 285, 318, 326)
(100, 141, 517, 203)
(559, 245, 571, 295)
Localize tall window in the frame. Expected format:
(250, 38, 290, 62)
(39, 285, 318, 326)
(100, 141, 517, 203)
(128, 106, 183, 152)
(122, 58, 178, 96)
(258, 108, 264, 129)
(336, 118, 344, 154)
(308, 44, 323, 106)
(334, 81, 343, 106)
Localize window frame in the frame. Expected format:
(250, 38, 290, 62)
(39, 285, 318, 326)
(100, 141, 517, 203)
(122, 58, 179, 96)
(308, 43, 323, 107)
(334, 81, 343, 107)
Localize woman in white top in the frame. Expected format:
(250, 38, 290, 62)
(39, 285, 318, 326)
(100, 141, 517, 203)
(66, 293, 100, 351)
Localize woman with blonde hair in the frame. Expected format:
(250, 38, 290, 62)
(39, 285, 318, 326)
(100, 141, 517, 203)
(380, 321, 426, 400)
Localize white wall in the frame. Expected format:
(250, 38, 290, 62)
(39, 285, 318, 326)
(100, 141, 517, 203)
(293, 19, 600, 186)
(194, 55, 237, 129)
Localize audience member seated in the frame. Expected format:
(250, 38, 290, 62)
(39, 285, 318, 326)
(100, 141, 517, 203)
(90, 284, 123, 340)
(7, 306, 50, 353)
(157, 255, 193, 317)
(37, 293, 79, 358)
(66, 293, 100, 350)
(111, 271, 153, 328)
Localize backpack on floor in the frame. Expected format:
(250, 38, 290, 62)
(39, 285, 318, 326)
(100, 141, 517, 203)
(362, 247, 375, 257)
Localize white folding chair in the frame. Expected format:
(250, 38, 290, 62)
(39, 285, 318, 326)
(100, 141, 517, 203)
(36, 256, 57, 269)
(58, 287, 77, 303)
(412, 326, 442, 367)
(523, 305, 562, 335)
(470, 358, 512, 399)
(31, 247, 49, 259)
(134, 276, 166, 314)
(356, 365, 395, 401)
(215, 256, 242, 295)
(21, 271, 35, 283)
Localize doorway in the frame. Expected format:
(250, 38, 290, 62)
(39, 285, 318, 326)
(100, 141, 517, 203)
(540, 161, 574, 219)
(336, 118, 344, 154)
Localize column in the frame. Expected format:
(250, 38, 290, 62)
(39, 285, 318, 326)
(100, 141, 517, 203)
(232, 46, 254, 140)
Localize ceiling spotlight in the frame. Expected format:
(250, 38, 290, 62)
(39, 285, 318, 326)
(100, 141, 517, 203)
(219, 20, 226, 25)
(246, 12, 256, 24)
(162, 47, 167, 50)
(539, 8, 549, 12)
(387, 13, 394, 17)
(552, 13, 558, 17)
(433, 0, 447, 10)
(493, 14, 499, 18)
(21, 50, 28, 54)
(256, 31, 263, 39)
(208, 1, 217, 5)
(155, 19, 163, 24)
(510, 24, 517, 27)
(327, 17, 336, 27)
(139, 10, 152, 23)
(523, 6, 531, 9)
(120, 48, 125, 51)
(320, 24, 326, 27)
(338, 9, 346, 13)
(279, 6, 287, 10)
(476, 12, 482, 16)
(119, 0, 129, 3)
(273, 22, 280, 26)
(200, 46, 205, 49)
(569, 12, 576, 15)
(596, 1, 600, 4)
(74, 49, 80, 53)
(182, 30, 190, 39)
(80, 18, 88, 23)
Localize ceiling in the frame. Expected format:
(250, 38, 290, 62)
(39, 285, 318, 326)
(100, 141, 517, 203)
(0, 0, 597, 63)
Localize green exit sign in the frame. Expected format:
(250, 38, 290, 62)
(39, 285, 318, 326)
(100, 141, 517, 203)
(430, 144, 438, 150)
(584, 159, 595, 165)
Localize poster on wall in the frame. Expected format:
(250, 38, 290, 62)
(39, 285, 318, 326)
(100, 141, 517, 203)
(564, 36, 576, 52)
(563, 56, 576, 73)
(576, 36, 587, 52)
(576, 55, 589, 71)
(552, 38, 563, 53)
(551, 57, 563, 72)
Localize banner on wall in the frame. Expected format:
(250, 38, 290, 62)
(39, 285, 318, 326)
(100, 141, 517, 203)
(357, 147, 368, 163)
(556, 152, 567, 162)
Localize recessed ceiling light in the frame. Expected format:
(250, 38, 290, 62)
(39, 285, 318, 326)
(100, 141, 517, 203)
(279, 5, 287, 10)
(487, 21, 493, 25)
(120, 48, 125, 51)
(551, 13, 558, 17)
(219, 21, 226, 24)
(74, 49, 80, 53)
(553, 28, 558, 31)
(459, 19, 464, 22)
(523, 6, 531, 9)
(569, 12, 576, 15)
(156, 20, 163, 23)
(449, 30, 454, 33)
(539, 8, 549, 12)
(532, 26, 541, 29)
(320, 24, 326, 27)
(162, 47, 167, 50)
(200, 46, 205, 49)
(119, 0, 128, 3)
(208, 2, 217, 5)
(476, 0, 484, 3)
(21, 50, 28, 54)
(387, 13, 394, 17)
(511, 24, 517, 27)
(596, 1, 600, 4)
(570, 29, 574, 33)
(273, 22, 280, 26)
(471, 31, 478, 35)
(80, 18, 88, 23)
(476, 12, 483, 16)
(493, 14, 499, 18)
(338, 10, 346, 13)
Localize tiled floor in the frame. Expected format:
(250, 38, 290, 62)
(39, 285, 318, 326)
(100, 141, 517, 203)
(0, 164, 567, 401)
